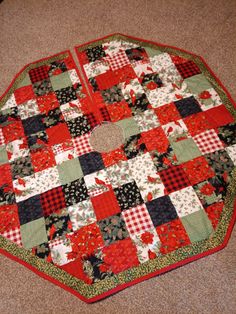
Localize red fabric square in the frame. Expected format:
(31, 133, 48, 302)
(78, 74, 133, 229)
(106, 101, 132, 122)
(159, 165, 191, 193)
(141, 127, 169, 153)
(46, 123, 71, 146)
(29, 65, 50, 83)
(102, 238, 139, 274)
(40, 186, 66, 217)
(155, 103, 181, 125)
(102, 147, 127, 167)
(0, 164, 12, 186)
(204, 201, 224, 229)
(112, 64, 137, 82)
(0, 204, 20, 233)
(184, 111, 214, 136)
(36, 93, 60, 114)
(96, 70, 121, 90)
(14, 86, 35, 105)
(156, 218, 191, 254)
(205, 105, 235, 128)
(182, 156, 215, 185)
(175, 60, 201, 79)
(31, 146, 56, 172)
(91, 190, 121, 220)
(2, 120, 25, 144)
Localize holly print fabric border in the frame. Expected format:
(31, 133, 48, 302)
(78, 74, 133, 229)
(0, 34, 236, 303)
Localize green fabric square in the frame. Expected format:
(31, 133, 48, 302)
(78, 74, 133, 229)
(0, 146, 8, 165)
(115, 117, 140, 139)
(17, 74, 31, 88)
(20, 217, 47, 249)
(181, 210, 214, 243)
(171, 138, 202, 163)
(50, 72, 72, 91)
(185, 74, 213, 94)
(144, 46, 163, 58)
(57, 158, 83, 185)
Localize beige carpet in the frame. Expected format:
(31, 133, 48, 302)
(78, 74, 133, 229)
(0, 0, 236, 313)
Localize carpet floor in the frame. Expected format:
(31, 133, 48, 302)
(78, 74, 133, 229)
(0, 0, 236, 313)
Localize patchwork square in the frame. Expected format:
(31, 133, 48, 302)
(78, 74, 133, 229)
(67, 116, 91, 138)
(73, 133, 93, 157)
(133, 109, 160, 132)
(141, 127, 169, 153)
(49, 237, 74, 266)
(156, 218, 191, 254)
(175, 60, 201, 79)
(193, 129, 225, 154)
(17, 195, 44, 225)
(50, 72, 72, 91)
(91, 190, 121, 220)
(40, 186, 66, 217)
(125, 47, 148, 62)
(218, 123, 236, 146)
(33, 79, 53, 96)
(22, 115, 45, 136)
(107, 50, 130, 70)
(155, 102, 181, 125)
(114, 181, 144, 211)
(171, 138, 202, 163)
(169, 186, 204, 217)
(86, 45, 106, 62)
(29, 65, 49, 83)
(0, 227, 22, 246)
(115, 117, 140, 139)
(181, 210, 214, 242)
(146, 195, 178, 227)
(101, 85, 124, 104)
(30, 146, 56, 172)
(20, 217, 47, 249)
(57, 158, 83, 185)
(79, 152, 104, 175)
(159, 165, 191, 193)
(174, 96, 202, 118)
(42, 107, 64, 128)
(193, 180, 220, 208)
(45, 208, 72, 241)
(122, 204, 154, 235)
(123, 134, 147, 159)
(18, 99, 40, 120)
(98, 213, 129, 246)
(55, 86, 77, 105)
(85, 113, 99, 129)
(151, 145, 178, 172)
(84, 169, 110, 197)
(205, 150, 234, 177)
(106, 160, 132, 188)
(127, 93, 150, 114)
(67, 199, 96, 231)
(62, 177, 89, 206)
(10, 156, 34, 180)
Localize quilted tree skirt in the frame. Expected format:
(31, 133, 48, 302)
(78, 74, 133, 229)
(0, 34, 236, 303)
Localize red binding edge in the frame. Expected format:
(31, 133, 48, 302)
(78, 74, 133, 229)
(0, 34, 235, 303)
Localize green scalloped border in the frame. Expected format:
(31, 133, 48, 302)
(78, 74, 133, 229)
(0, 34, 236, 301)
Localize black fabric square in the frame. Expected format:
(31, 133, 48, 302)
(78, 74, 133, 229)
(114, 181, 144, 211)
(125, 47, 147, 61)
(151, 146, 178, 172)
(86, 45, 106, 62)
(22, 115, 45, 136)
(174, 96, 202, 118)
(33, 242, 50, 260)
(27, 131, 48, 150)
(79, 152, 104, 175)
(205, 149, 234, 176)
(55, 86, 77, 105)
(42, 107, 64, 128)
(62, 177, 89, 206)
(218, 123, 236, 146)
(0, 185, 15, 205)
(45, 208, 72, 240)
(17, 195, 43, 225)
(123, 134, 146, 159)
(33, 79, 53, 96)
(208, 175, 228, 199)
(146, 195, 178, 227)
(98, 213, 129, 246)
(67, 115, 91, 138)
(141, 73, 163, 88)
(127, 93, 150, 114)
(10, 156, 34, 180)
(101, 85, 124, 104)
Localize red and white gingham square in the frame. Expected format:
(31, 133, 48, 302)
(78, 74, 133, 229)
(0, 128, 5, 146)
(122, 204, 154, 235)
(48, 237, 65, 248)
(73, 133, 93, 157)
(107, 51, 130, 71)
(1, 227, 22, 246)
(193, 129, 225, 154)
